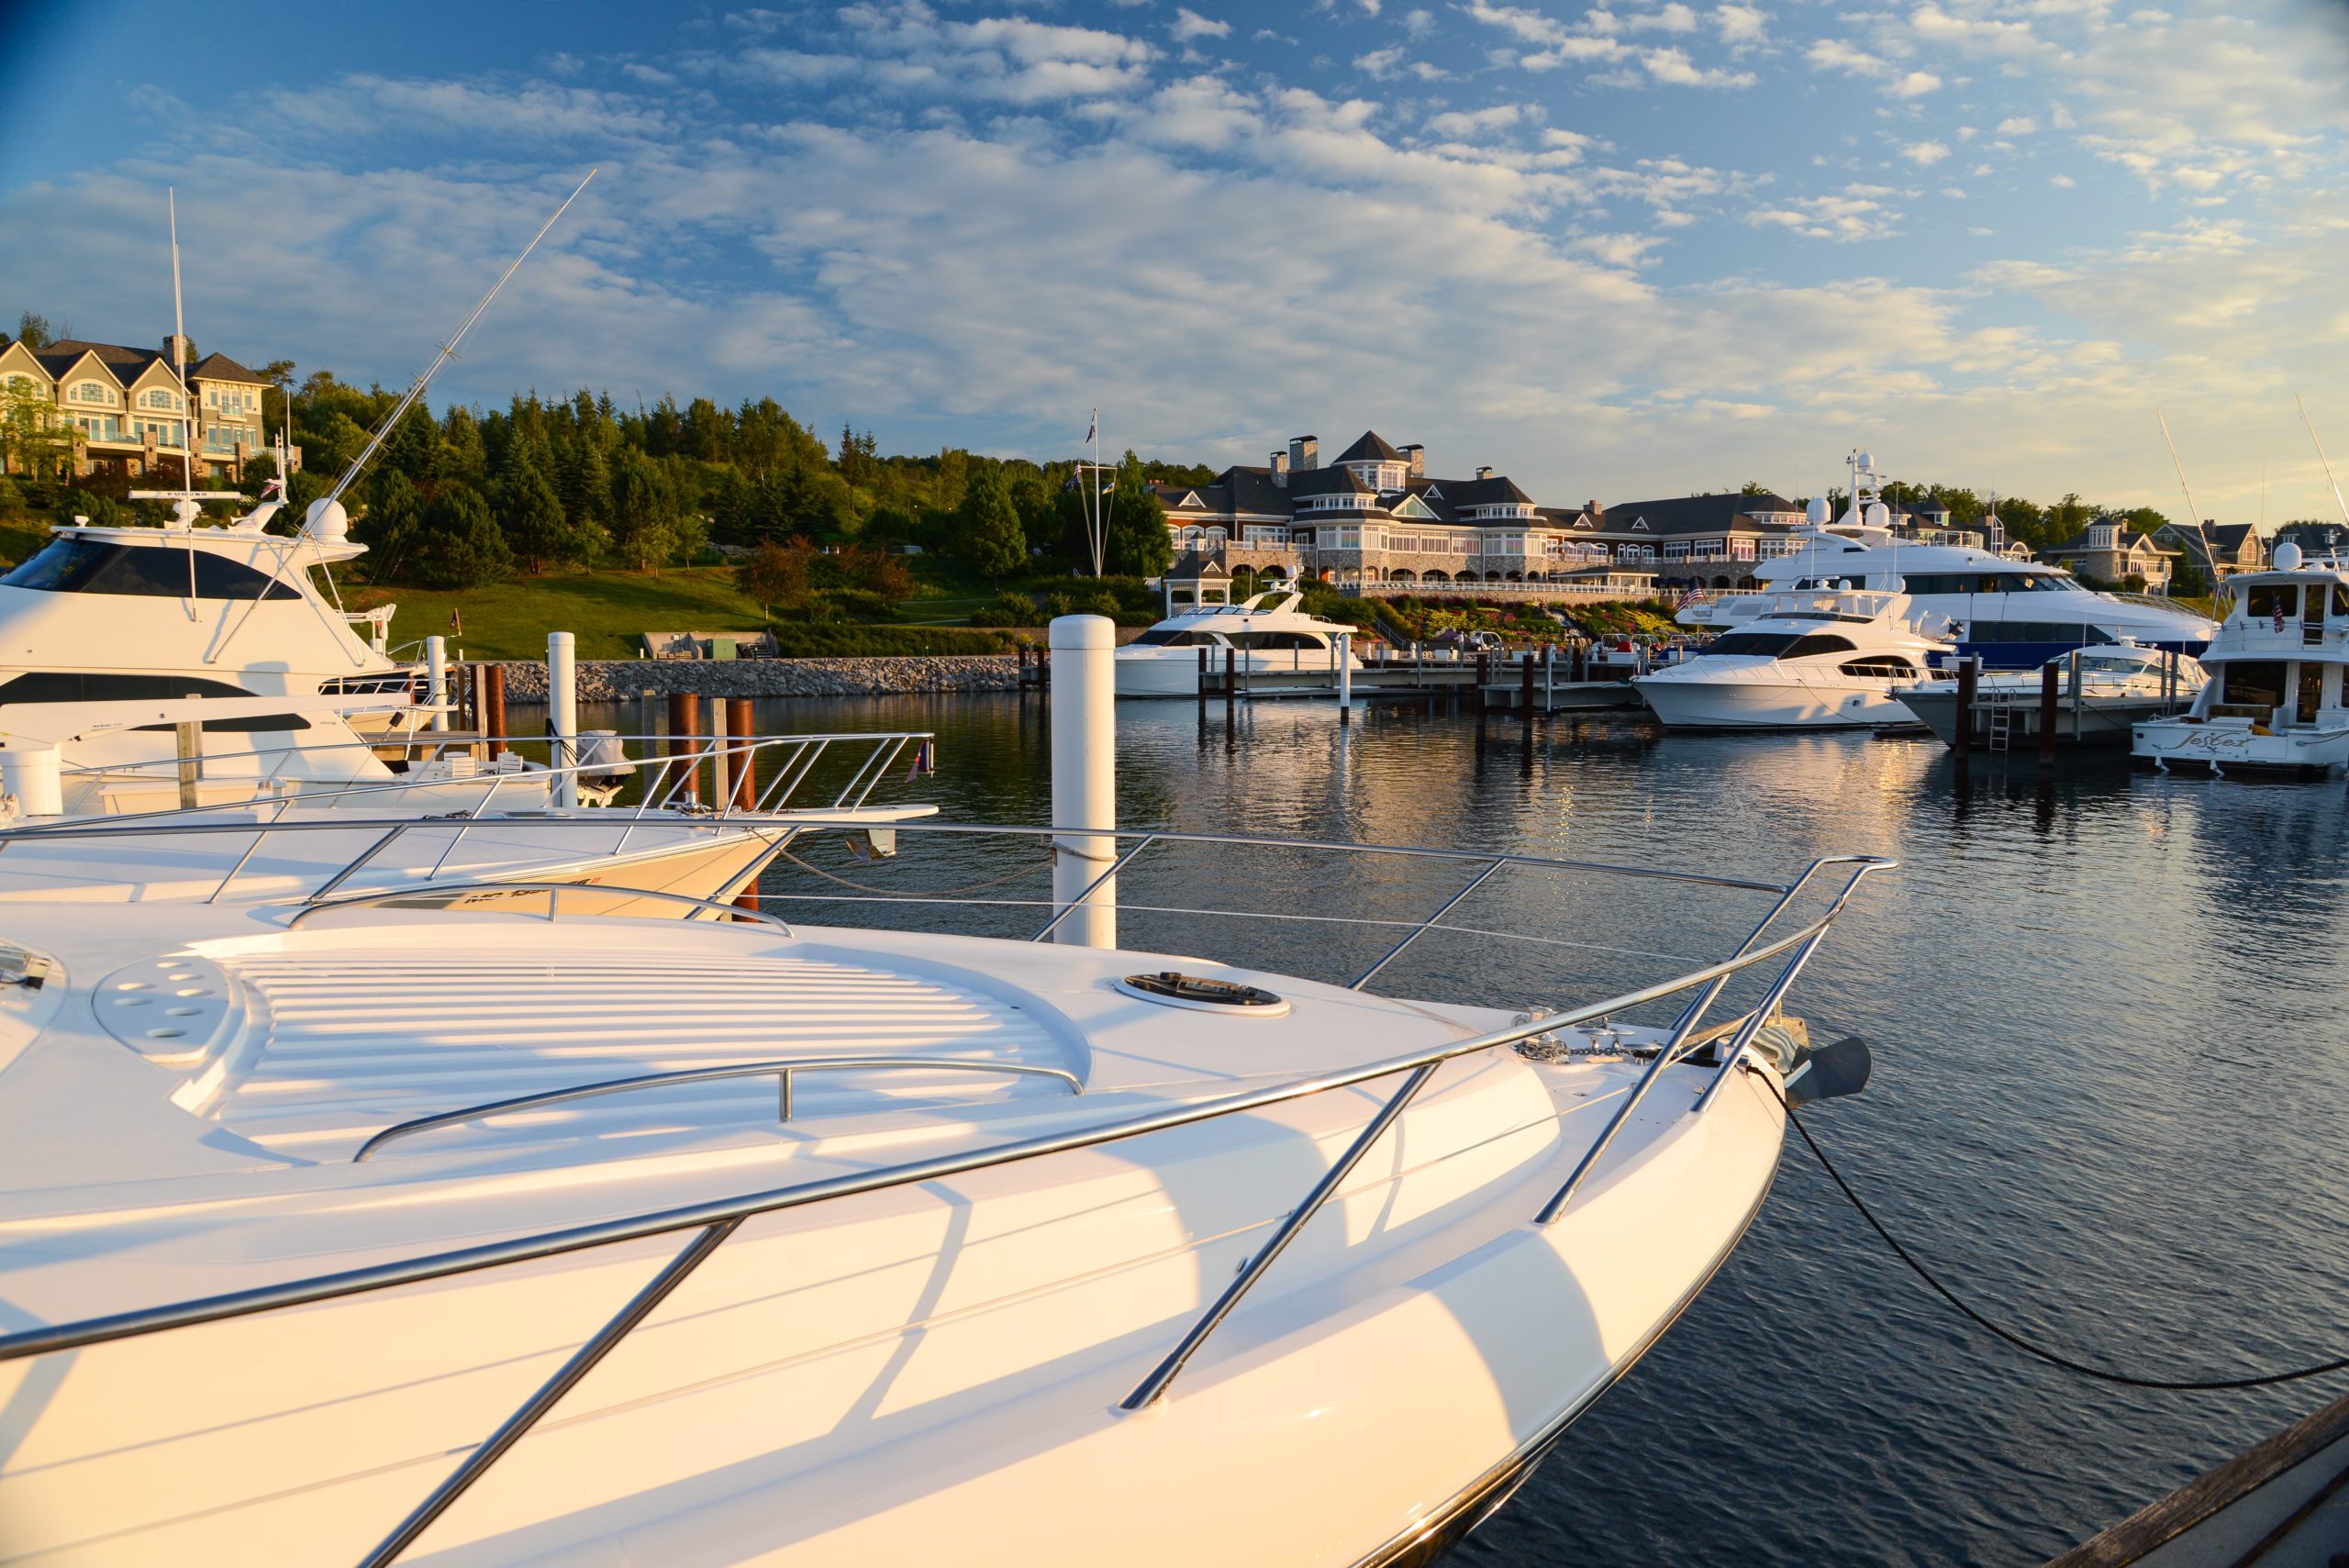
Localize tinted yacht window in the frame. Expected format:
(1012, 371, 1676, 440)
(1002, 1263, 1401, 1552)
(1705, 632, 1802, 656)
(0, 539, 301, 600)
(0, 673, 307, 730)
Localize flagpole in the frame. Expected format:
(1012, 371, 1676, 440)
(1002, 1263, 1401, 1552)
(171, 188, 192, 495)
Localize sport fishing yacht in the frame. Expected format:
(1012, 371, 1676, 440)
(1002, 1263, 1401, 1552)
(1116, 591, 1364, 696)
(1899, 644, 2203, 751)
(1632, 589, 1954, 729)
(0, 827, 1891, 1568)
(2133, 542, 2349, 774)
(1678, 454, 2215, 664)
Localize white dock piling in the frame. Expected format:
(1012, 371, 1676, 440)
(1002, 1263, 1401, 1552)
(548, 631, 578, 808)
(1336, 631, 1353, 724)
(1, 745, 62, 817)
(425, 636, 450, 732)
(1050, 614, 1118, 949)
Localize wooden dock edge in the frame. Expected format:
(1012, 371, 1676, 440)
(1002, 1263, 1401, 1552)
(2043, 1388, 2349, 1566)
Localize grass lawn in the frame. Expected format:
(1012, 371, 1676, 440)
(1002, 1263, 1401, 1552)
(342, 568, 775, 662)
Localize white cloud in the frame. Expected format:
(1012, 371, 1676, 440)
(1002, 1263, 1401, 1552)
(1714, 4, 1767, 45)
(1901, 139, 1950, 166)
(1749, 183, 1905, 240)
(1356, 46, 1408, 78)
(1170, 8, 1230, 42)
(1804, 37, 1939, 96)
(2050, 173, 2076, 186)
(1998, 117, 2038, 136)
(1426, 104, 1526, 138)
(1405, 8, 1436, 39)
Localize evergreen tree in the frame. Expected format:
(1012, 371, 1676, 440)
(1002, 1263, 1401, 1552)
(414, 484, 513, 589)
(956, 467, 1026, 584)
(495, 451, 575, 573)
(1105, 451, 1172, 577)
(607, 446, 675, 573)
(353, 470, 426, 582)
(381, 404, 441, 484)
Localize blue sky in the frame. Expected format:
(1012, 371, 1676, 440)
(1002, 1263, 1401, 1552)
(5, 0, 2348, 519)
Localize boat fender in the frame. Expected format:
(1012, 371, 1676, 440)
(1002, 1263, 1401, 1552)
(1784, 1035, 1872, 1106)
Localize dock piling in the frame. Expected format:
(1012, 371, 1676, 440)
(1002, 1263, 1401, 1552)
(1049, 615, 1118, 949)
(426, 637, 449, 732)
(548, 632, 578, 807)
(2038, 660, 2060, 765)
(1953, 656, 1975, 758)
(484, 665, 507, 759)
(668, 691, 700, 805)
(1337, 631, 1353, 724)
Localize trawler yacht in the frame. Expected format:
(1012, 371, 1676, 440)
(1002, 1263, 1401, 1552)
(1116, 591, 1364, 695)
(1633, 588, 1953, 729)
(0, 826, 1891, 1568)
(1678, 455, 2215, 664)
(2133, 542, 2349, 774)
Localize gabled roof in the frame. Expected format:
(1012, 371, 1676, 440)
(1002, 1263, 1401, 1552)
(1286, 464, 1376, 498)
(1330, 430, 1405, 465)
(187, 351, 266, 385)
(2047, 525, 2178, 556)
(1596, 493, 1795, 537)
(36, 347, 127, 386)
(1163, 547, 1230, 581)
(1440, 474, 1536, 508)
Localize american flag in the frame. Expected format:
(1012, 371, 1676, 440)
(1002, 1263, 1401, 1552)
(1675, 586, 1700, 607)
(1084, 412, 1096, 444)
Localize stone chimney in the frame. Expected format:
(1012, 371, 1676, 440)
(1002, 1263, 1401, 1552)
(1290, 435, 1319, 472)
(1476, 465, 1494, 481)
(163, 333, 193, 367)
(1403, 443, 1424, 478)
(1270, 450, 1288, 486)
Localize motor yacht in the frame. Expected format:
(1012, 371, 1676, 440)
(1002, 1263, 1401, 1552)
(1632, 589, 1954, 729)
(0, 826, 1891, 1568)
(1116, 591, 1363, 696)
(1898, 644, 2203, 751)
(2133, 542, 2349, 775)
(1677, 454, 2216, 664)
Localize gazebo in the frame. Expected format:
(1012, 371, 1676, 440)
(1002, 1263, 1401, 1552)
(1157, 548, 1232, 616)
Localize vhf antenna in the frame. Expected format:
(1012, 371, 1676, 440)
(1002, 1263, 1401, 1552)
(318, 168, 596, 514)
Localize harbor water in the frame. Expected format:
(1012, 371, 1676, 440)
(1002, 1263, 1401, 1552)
(542, 691, 2349, 1566)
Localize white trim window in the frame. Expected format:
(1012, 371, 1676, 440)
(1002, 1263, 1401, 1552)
(70, 381, 115, 406)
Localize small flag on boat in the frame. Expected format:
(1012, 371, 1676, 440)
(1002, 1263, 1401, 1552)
(450, 606, 463, 634)
(907, 739, 935, 780)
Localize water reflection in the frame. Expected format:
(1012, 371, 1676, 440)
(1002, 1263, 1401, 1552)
(518, 691, 2349, 1566)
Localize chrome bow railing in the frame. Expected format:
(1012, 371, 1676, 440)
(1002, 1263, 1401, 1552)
(0, 839, 1892, 1568)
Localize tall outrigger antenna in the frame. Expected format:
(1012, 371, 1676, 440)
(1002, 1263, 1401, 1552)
(2155, 411, 2217, 586)
(315, 168, 596, 519)
(2296, 394, 2349, 529)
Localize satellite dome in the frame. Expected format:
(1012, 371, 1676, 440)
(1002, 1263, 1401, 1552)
(304, 498, 351, 543)
(1865, 502, 1890, 528)
(2276, 541, 2303, 572)
(1854, 450, 1875, 470)
(1806, 497, 1831, 525)
(170, 499, 202, 528)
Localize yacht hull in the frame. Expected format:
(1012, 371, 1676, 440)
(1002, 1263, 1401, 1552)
(1632, 673, 1919, 729)
(1116, 648, 1357, 696)
(1903, 690, 2174, 750)
(0, 1012, 1785, 1567)
(2132, 717, 2349, 774)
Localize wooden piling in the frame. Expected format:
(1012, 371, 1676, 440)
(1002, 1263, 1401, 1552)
(1224, 647, 1236, 719)
(1475, 651, 1490, 711)
(669, 691, 701, 803)
(483, 664, 507, 759)
(2038, 661, 2060, 765)
(729, 699, 756, 811)
(1520, 650, 1536, 715)
(1952, 656, 1975, 758)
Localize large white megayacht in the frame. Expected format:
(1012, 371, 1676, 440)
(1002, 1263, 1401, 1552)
(0, 621, 1890, 1568)
(2133, 541, 2349, 775)
(1631, 588, 1954, 729)
(1115, 590, 1364, 696)
(1678, 453, 2216, 666)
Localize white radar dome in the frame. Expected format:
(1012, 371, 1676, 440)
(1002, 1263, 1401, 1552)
(1855, 450, 1875, 470)
(2275, 541, 2303, 572)
(304, 498, 351, 543)
(1865, 502, 1890, 528)
(1807, 497, 1831, 524)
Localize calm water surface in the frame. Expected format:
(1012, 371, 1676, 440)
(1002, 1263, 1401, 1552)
(560, 691, 2349, 1566)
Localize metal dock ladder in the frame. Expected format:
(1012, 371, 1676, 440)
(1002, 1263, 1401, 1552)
(1987, 699, 2012, 753)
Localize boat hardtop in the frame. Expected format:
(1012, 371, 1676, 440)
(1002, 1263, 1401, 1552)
(1632, 588, 1953, 729)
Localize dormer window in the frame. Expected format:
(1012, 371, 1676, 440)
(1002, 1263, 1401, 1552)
(139, 389, 182, 412)
(70, 382, 114, 406)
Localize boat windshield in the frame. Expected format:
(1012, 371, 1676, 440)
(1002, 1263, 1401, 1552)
(0, 537, 302, 601)
(1129, 628, 1215, 647)
(1901, 572, 2083, 594)
(1705, 631, 1862, 658)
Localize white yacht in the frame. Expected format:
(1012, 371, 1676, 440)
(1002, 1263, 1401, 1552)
(1679, 454, 2216, 664)
(2133, 542, 2349, 774)
(1632, 589, 1954, 729)
(1116, 591, 1363, 696)
(0, 828, 1891, 1568)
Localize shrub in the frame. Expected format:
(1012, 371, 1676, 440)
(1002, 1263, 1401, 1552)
(969, 591, 1037, 628)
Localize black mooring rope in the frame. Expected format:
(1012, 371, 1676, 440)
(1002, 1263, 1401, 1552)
(1775, 1080, 2349, 1391)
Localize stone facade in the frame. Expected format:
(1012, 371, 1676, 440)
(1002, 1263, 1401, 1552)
(495, 656, 1026, 703)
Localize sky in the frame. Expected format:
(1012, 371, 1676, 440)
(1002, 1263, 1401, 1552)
(3, 0, 2348, 521)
